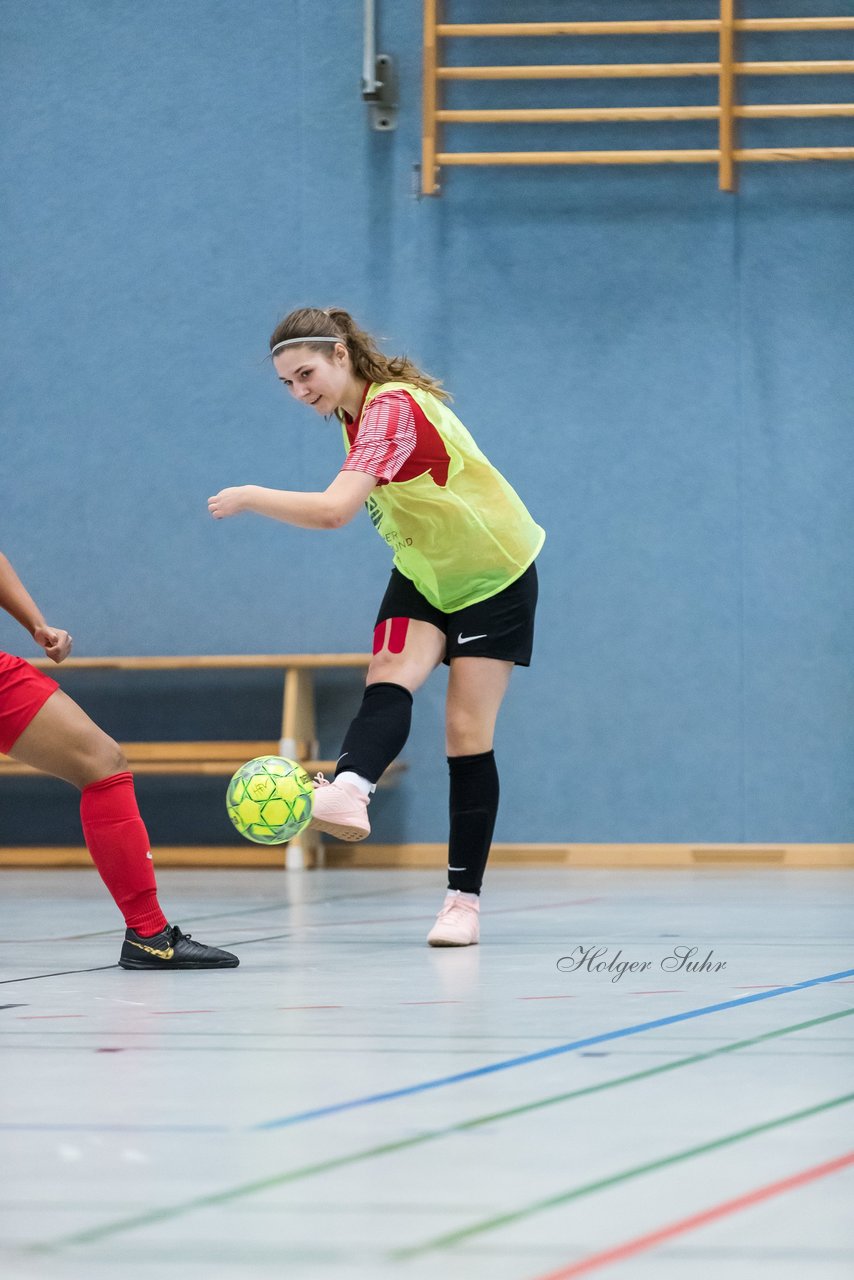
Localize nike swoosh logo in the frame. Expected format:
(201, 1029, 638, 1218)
(457, 633, 488, 645)
(128, 940, 175, 960)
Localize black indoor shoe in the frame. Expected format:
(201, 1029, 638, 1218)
(118, 924, 239, 970)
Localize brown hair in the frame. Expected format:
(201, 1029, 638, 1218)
(269, 307, 450, 401)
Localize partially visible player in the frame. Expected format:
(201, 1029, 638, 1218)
(0, 550, 238, 969)
(209, 306, 544, 947)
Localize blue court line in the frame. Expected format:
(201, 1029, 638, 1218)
(255, 965, 854, 1130)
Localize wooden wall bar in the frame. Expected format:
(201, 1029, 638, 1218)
(422, 4, 854, 194)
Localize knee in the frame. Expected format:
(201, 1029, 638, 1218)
(367, 654, 418, 692)
(446, 709, 492, 757)
(85, 737, 128, 786)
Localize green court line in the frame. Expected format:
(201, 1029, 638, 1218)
(394, 1089, 854, 1258)
(36, 1006, 854, 1252)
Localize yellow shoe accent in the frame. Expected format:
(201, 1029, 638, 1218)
(127, 939, 175, 960)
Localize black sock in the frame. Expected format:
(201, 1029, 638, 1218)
(334, 682, 413, 786)
(447, 750, 499, 895)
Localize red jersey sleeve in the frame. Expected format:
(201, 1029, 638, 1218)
(342, 391, 417, 484)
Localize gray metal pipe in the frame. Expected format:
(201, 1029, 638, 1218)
(362, 0, 379, 95)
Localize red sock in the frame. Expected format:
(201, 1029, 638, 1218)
(79, 772, 168, 936)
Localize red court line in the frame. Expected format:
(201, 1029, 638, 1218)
(530, 1151, 854, 1280)
(16, 1014, 85, 1020)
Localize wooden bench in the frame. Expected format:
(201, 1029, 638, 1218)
(0, 654, 396, 868)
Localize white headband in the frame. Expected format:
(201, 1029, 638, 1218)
(270, 335, 344, 355)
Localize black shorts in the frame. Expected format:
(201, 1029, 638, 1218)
(375, 563, 539, 667)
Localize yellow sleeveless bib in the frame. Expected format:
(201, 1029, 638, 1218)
(342, 382, 545, 612)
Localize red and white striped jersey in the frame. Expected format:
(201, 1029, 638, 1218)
(341, 388, 450, 487)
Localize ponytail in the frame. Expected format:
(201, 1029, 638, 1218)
(269, 307, 450, 401)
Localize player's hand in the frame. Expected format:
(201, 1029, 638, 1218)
(208, 486, 254, 519)
(34, 624, 72, 664)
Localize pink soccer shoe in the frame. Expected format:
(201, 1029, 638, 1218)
(309, 774, 371, 842)
(427, 890, 480, 947)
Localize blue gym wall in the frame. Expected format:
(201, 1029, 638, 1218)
(2, 1, 853, 845)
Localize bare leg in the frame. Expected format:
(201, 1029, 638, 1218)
(7, 689, 126, 788)
(367, 618, 447, 693)
(445, 657, 513, 756)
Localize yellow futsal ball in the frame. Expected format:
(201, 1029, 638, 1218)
(226, 756, 314, 845)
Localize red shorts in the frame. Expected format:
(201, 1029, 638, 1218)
(0, 652, 59, 754)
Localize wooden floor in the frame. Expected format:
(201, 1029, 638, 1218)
(1, 865, 852, 1280)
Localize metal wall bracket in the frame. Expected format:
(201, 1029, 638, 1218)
(363, 53, 398, 131)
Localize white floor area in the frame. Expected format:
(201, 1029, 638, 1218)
(1, 866, 852, 1280)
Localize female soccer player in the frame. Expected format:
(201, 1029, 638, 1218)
(209, 307, 544, 947)
(0, 551, 238, 969)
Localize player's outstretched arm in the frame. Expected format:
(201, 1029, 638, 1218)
(0, 552, 72, 663)
(208, 470, 376, 530)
